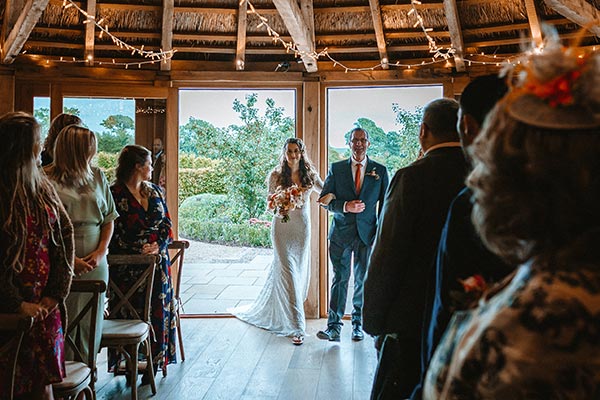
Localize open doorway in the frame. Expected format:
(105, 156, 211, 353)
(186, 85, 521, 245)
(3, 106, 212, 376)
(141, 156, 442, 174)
(325, 85, 443, 316)
(177, 89, 297, 315)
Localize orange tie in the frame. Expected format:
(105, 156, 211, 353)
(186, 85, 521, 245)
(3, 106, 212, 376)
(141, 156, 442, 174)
(355, 163, 362, 194)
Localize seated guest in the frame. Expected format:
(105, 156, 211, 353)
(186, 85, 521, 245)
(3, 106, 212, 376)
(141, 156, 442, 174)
(45, 125, 118, 363)
(0, 112, 74, 400)
(109, 144, 176, 378)
(40, 113, 82, 167)
(424, 43, 600, 398)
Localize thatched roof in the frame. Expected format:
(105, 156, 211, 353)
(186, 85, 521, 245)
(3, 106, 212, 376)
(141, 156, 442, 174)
(1, 0, 599, 74)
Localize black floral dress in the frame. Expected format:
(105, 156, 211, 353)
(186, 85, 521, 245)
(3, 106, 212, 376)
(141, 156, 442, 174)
(424, 260, 600, 399)
(109, 182, 176, 370)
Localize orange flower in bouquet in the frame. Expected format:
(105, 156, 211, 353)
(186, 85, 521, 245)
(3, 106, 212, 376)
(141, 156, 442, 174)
(268, 184, 305, 223)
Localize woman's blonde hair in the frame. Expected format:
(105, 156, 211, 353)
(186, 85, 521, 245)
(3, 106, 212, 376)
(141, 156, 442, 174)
(42, 113, 83, 161)
(45, 124, 97, 189)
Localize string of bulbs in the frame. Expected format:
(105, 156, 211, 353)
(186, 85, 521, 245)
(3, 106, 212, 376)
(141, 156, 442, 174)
(36, 0, 177, 68)
(243, 0, 514, 73)
(31, 0, 520, 71)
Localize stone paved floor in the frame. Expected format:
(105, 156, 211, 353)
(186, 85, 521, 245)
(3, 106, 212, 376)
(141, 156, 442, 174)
(180, 241, 273, 314)
(180, 240, 353, 315)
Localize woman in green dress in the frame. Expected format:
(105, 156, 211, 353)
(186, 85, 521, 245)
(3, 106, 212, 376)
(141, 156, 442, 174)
(45, 124, 118, 362)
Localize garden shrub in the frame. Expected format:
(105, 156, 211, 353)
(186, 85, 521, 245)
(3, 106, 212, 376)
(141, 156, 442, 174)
(179, 194, 272, 247)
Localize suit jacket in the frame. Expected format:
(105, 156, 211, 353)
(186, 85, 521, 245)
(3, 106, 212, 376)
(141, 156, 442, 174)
(320, 157, 389, 246)
(424, 187, 513, 363)
(363, 146, 467, 337)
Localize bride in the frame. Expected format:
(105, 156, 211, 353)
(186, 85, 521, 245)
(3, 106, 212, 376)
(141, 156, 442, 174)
(231, 138, 323, 345)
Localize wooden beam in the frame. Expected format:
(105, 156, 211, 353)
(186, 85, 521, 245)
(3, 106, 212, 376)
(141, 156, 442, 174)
(235, 0, 247, 70)
(545, 0, 600, 37)
(161, 0, 174, 71)
(2, 0, 50, 64)
(300, 0, 316, 52)
(524, 0, 543, 46)
(368, 0, 389, 69)
(84, 0, 96, 66)
(443, 0, 465, 72)
(272, 0, 318, 73)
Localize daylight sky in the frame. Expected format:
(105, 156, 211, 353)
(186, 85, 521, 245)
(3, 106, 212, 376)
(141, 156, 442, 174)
(35, 85, 443, 148)
(180, 86, 442, 148)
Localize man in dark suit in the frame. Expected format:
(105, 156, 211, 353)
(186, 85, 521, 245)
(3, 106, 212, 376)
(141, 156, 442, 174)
(410, 76, 513, 399)
(363, 98, 467, 399)
(317, 127, 389, 342)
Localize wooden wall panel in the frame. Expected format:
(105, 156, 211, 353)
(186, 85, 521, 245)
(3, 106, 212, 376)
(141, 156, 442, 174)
(0, 72, 15, 115)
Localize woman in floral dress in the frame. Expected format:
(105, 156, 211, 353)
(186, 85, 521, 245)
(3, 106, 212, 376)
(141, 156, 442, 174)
(423, 43, 600, 399)
(109, 144, 176, 377)
(0, 112, 74, 399)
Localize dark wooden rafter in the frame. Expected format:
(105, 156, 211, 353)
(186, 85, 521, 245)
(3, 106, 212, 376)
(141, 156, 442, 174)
(84, 0, 96, 66)
(161, 0, 174, 71)
(2, 0, 50, 63)
(368, 0, 389, 69)
(443, 0, 465, 72)
(545, 0, 600, 37)
(272, 0, 318, 72)
(524, 0, 543, 46)
(236, 0, 247, 71)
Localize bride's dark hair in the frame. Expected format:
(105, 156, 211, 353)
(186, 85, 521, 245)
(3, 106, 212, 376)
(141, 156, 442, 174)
(275, 138, 317, 188)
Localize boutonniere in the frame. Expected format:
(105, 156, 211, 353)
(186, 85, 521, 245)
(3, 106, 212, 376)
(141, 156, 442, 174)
(449, 274, 488, 311)
(365, 168, 380, 180)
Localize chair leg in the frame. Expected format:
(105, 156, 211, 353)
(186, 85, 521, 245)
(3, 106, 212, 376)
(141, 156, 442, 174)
(144, 338, 157, 395)
(177, 310, 185, 362)
(129, 344, 138, 400)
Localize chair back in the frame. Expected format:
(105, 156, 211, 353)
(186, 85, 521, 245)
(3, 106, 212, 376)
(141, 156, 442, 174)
(0, 314, 34, 400)
(168, 240, 190, 302)
(66, 280, 106, 367)
(106, 254, 159, 324)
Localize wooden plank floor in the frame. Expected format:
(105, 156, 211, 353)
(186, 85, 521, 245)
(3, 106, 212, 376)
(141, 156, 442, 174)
(95, 318, 378, 400)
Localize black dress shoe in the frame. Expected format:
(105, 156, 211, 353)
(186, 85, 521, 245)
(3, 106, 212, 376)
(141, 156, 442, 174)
(352, 324, 364, 341)
(316, 328, 341, 342)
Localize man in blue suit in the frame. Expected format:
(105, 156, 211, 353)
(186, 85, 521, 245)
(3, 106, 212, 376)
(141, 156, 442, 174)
(317, 127, 389, 342)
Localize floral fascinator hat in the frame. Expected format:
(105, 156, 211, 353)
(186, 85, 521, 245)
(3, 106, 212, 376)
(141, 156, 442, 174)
(502, 30, 600, 130)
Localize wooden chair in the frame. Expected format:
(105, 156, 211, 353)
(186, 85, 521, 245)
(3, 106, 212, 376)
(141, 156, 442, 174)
(0, 313, 34, 400)
(53, 279, 106, 400)
(101, 254, 159, 400)
(164, 240, 190, 376)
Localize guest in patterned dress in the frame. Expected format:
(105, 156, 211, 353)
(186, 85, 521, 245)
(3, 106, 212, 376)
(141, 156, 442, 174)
(108, 144, 176, 378)
(0, 112, 74, 400)
(423, 42, 600, 398)
(45, 125, 118, 363)
(40, 113, 82, 167)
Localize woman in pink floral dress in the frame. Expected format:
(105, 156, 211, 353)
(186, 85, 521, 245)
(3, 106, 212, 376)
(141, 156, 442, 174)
(0, 112, 74, 400)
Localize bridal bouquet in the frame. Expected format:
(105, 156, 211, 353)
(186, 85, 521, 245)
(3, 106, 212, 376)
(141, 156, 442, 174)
(268, 184, 305, 223)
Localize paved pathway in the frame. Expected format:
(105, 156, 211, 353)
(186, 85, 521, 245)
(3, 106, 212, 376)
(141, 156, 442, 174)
(180, 240, 353, 315)
(180, 241, 273, 314)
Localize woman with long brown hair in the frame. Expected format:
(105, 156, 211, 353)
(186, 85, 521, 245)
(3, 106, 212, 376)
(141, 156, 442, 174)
(231, 138, 323, 345)
(0, 112, 74, 399)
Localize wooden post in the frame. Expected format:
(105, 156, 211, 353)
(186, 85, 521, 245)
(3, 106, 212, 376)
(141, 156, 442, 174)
(165, 87, 179, 237)
(303, 80, 320, 319)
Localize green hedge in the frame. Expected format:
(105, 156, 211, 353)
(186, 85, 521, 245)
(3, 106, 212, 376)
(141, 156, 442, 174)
(179, 193, 272, 247)
(178, 167, 226, 204)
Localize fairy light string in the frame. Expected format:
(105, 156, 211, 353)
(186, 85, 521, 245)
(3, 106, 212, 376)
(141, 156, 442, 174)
(37, 0, 177, 68)
(242, 0, 510, 72)
(32, 0, 522, 70)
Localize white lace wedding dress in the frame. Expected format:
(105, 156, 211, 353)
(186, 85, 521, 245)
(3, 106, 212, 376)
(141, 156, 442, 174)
(231, 172, 323, 337)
